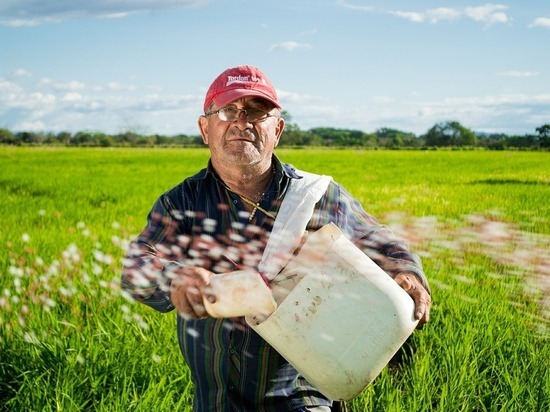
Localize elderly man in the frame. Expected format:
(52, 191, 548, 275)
(122, 65, 431, 411)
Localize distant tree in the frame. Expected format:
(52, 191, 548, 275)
(280, 111, 323, 146)
(536, 124, 550, 137)
(477, 133, 507, 150)
(74, 130, 96, 146)
(535, 124, 550, 148)
(115, 131, 139, 146)
(506, 134, 537, 148)
(376, 128, 418, 148)
(309, 127, 371, 147)
(16, 131, 47, 144)
(281, 110, 293, 124)
(424, 121, 477, 147)
(0, 128, 16, 145)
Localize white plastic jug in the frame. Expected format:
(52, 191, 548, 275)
(246, 223, 419, 401)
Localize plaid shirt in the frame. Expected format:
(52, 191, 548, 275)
(122, 156, 428, 411)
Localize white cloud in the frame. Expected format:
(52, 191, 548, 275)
(55, 81, 87, 91)
(102, 12, 130, 20)
(371, 96, 394, 104)
(23, 92, 57, 109)
(11, 69, 32, 77)
(410, 93, 550, 133)
(497, 71, 540, 78)
(1, 17, 61, 27)
(15, 120, 48, 131)
(529, 17, 550, 28)
(465, 4, 509, 26)
(437, 93, 550, 108)
(391, 7, 461, 24)
(0, 74, 203, 134)
(285, 91, 550, 136)
(340, 2, 509, 27)
(38, 78, 86, 91)
(0, 0, 209, 26)
(2, 74, 548, 136)
(0, 78, 23, 99)
(336, 1, 375, 12)
(62, 92, 83, 102)
(425, 7, 461, 23)
(390, 11, 425, 23)
(108, 82, 137, 92)
(269, 41, 311, 52)
(276, 89, 325, 104)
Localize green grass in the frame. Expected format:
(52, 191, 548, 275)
(0, 147, 548, 411)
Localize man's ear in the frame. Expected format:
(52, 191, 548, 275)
(273, 117, 285, 148)
(198, 115, 209, 145)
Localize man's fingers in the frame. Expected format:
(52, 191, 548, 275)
(170, 267, 214, 319)
(414, 297, 431, 325)
(395, 274, 413, 291)
(171, 282, 195, 318)
(185, 285, 207, 318)
(394, 273, 432, 327)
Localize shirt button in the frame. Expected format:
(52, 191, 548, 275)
(229, 349, 235, 354)
(229, 385, 235, 391)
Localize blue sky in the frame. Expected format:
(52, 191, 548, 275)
(1, 0, 549, 136)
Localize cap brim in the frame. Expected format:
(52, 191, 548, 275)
(211, 89, 281, 110)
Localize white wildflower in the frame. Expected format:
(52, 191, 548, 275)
(9, 266, 23, 277)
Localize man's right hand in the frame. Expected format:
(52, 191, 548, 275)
(169, 267, 215, 319)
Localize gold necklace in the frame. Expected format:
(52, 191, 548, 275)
(226, 187, 277, 222)
(225, 164, 277, 222)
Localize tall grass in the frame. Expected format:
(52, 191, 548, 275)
(0, 147, 548, 411)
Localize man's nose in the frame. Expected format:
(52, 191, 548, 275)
(235, 110, 252, 127)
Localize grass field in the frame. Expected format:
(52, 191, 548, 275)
(0, 147, 548, 411)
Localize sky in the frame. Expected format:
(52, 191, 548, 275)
(1, 0, 549, 137)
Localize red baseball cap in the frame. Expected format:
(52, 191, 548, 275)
(203, 65, 281, 112)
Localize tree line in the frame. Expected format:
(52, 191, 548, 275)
(1, 115, 549, 150)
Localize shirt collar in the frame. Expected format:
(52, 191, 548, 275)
(202, 155, 304, 181)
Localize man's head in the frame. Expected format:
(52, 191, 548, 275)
(203, 65, 281, 113)
(198, 65, 285, 170)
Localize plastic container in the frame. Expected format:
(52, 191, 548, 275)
(246, 223, 419, 401)
(203, 269, 277, 318)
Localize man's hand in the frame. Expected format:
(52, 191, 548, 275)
(394, 273, 431, 327)
(169, 267, 215, 319)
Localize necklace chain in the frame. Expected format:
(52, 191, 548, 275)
(226, 187, 277, 222)
(225, 164, 277, 222)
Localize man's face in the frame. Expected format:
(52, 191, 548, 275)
(198, 97, 285, 168)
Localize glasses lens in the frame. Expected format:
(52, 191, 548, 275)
(216, 107, 270, 122)
(218, 107, 239, 122)
(245, 109, 268, 122)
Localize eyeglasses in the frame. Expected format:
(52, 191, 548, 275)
(205, 107, 277, 123)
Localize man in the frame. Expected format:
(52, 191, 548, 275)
(122, 65, 431, 411)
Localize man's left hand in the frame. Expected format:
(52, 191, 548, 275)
(394, 273, 431, 327)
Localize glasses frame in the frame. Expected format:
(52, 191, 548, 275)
(205, 107, 278, 123)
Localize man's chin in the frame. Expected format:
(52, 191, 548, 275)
(225, 152, 261, 166)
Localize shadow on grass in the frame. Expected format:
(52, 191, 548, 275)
(471, 178, 549, 185)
